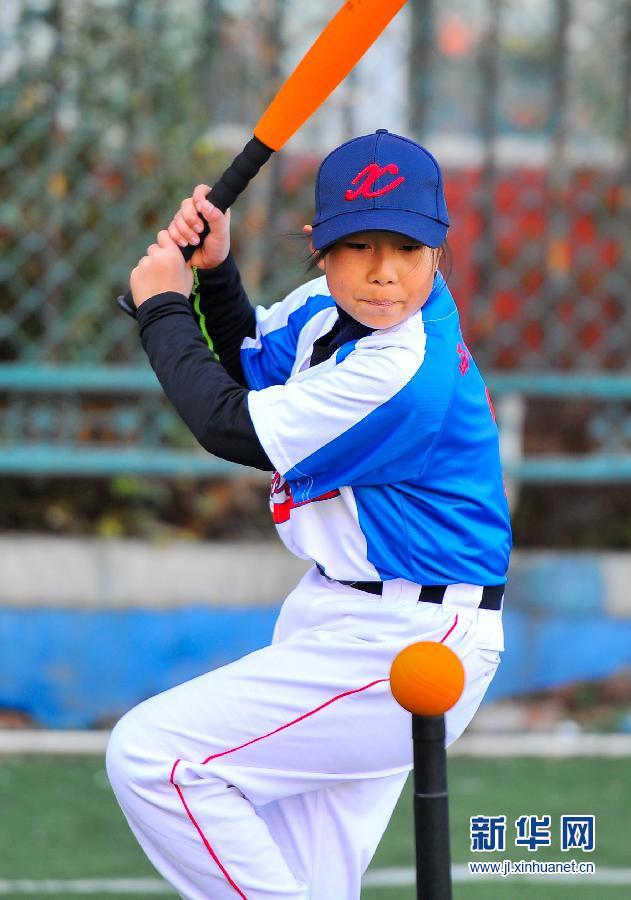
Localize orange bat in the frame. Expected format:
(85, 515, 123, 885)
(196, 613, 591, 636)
(255, 0, 409, 151)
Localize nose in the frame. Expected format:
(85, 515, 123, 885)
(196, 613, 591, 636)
(367, 248, 398, 285)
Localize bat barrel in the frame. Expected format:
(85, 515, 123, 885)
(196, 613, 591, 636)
(412, 714, 453, 900)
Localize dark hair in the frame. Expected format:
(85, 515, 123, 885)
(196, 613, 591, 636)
(439, 239, 453, 281)
(307, 237, 453, 281)
(306, 242, 334, 272)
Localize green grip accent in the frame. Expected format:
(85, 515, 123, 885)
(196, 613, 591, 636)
(191, 267, 219, 360)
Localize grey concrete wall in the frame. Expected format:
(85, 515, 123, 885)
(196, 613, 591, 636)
(0, 536, 310, 607)
(1, 536, 631, 616)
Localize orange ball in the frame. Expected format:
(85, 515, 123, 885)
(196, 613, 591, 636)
(390, 642, 465, 716)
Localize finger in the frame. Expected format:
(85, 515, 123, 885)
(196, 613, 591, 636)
(181, 197, 204, 233)
(146, 243, 160, 257)
(173, 210, 201, 246)
(157, 229, 177, 250)
(194, 195, 215, 223)
(158, 228, 177, 250)
(168, 221, 188, 248)
(161, 230, 187, 260)
(192, 184, 212, 207)
(194, 194, 229, 226)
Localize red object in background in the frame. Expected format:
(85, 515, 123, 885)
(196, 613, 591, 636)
(443, 165, 624, 369)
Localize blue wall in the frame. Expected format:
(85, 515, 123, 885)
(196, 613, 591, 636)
(2, 573, 631, 728)
(0, 607, 280, 728)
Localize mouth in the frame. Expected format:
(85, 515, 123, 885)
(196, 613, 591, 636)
(359, 298, 400, 308)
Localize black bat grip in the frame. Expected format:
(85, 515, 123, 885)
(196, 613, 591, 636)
(208, 135, 274, 212)
(116, 135, 274, 318)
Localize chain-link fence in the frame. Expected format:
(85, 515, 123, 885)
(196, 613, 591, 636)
(1, 0, 630, 475)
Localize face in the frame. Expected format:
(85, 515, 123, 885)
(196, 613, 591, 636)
(312, 230, 441, 329)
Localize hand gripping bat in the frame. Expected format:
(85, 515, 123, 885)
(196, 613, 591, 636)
(117, 0, 408, 317)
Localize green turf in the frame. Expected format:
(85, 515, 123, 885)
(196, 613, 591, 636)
(0, 755, 628, 898)
(1, 891, 623, 900)
(0, 755, 156, 880)
(2, 892, 625, 900)
(374, 757, 629, 868)
(363, 889, 630, 900)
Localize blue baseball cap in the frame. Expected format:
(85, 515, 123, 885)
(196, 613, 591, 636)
(311, 129, 449, 251)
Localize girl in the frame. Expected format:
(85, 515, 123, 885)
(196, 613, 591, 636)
(107, 129, 511, 900)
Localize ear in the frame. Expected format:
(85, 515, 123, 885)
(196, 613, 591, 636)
(303, 224, 326, 272)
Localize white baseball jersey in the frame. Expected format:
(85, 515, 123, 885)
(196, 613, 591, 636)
(244, 272, 511, 586)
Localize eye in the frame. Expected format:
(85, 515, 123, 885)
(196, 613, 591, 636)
(344, 241, 369, 250)
(401, 244, 422, 252)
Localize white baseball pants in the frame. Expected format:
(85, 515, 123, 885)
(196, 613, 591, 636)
(106, 567, 503, 899)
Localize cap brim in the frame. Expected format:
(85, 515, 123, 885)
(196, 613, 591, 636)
(311, 208, 448, 250)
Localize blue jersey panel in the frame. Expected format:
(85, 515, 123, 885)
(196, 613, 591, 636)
(247, 271, 511, 587)
(242, 293, 335, 390)
(351, 330, 511, 585)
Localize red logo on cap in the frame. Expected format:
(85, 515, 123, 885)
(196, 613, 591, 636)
(345, 163, 405, 201)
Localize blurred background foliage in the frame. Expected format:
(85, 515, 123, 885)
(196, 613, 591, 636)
(0, 474, 272, 540)
(1, 475, 631, 548)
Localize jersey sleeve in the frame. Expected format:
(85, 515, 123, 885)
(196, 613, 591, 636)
(246, 337, 454, 501)
(240, 277, 336, 391)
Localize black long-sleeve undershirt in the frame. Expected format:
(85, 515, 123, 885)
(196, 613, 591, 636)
(137, 291, 272, 470)
(190, 253, 256, 386)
